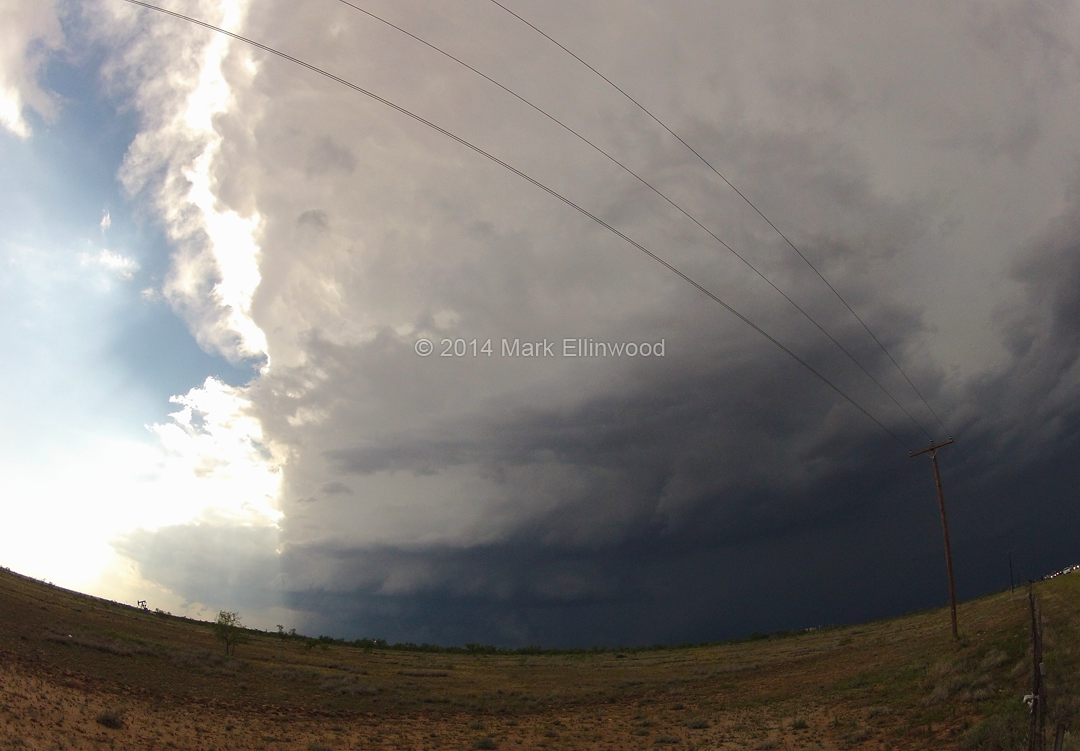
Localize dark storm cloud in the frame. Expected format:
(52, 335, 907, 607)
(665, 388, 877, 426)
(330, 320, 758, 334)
(262, 195, 1080, 646)
(274, 451, 1022, 648)
(87, 0, 1080, 644)
(961, 183, 1080, 455)
(1004, 196, 1080, 375)
(275, 389, 1080, 648)
(323, 339, 907, 518)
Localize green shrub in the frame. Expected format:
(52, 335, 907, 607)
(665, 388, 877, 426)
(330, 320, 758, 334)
(213, 611, 242, 655)
(96, 710, 124, 729)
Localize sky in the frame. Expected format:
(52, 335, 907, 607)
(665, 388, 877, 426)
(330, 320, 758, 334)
(1, 0, 1078, 647)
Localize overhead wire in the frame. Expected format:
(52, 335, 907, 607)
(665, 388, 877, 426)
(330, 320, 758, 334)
(332, 0, 933, 443)
(120, 0, 913, 451)
(487, 0, 952, 442)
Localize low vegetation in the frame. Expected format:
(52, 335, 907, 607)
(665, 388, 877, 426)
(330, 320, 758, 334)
(94, 709, 124, 729)
(1, 564, 1078, 749)
(213, 609, 243, 655)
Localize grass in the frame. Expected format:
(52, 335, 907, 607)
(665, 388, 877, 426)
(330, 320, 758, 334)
(1, 565, 1078, 749)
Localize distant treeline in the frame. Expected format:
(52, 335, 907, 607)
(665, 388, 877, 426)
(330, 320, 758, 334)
(0, 566, 839, 654)
(266, 624, 830, 655)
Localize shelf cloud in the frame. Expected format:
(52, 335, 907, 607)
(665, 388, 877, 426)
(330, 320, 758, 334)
(3, 0, 1079, 645)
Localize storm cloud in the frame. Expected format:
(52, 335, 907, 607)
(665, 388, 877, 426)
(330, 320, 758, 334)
(6, 0, 1078, 645)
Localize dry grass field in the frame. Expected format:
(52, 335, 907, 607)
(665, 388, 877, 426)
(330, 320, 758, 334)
(2, 565, 1078, 750)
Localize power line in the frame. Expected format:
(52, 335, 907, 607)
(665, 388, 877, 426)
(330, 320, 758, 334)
(333, 0, 932, 442)
(488, 0, 951, 441)
(121, 0, 913, 451)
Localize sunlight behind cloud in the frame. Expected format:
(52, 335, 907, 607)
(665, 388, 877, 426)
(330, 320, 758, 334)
(118, 0, 267, 364)
(0, 377, 284, 615)
(0, 86, 28, 137)
(183, 152, 267, 360)
(0, 0, 61, 137)
(149, 376, 285, 527)
(177, 0, 266, 360)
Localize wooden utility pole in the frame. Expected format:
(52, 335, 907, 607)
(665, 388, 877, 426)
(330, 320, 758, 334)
(910, 438, 958, 639)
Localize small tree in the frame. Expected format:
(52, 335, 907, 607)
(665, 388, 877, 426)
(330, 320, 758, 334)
(214, 610, 242, 655)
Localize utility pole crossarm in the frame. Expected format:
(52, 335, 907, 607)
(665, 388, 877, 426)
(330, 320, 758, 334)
(909, 437, 954, 458)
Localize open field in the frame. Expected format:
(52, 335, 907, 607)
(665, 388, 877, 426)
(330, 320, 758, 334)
(2, 566, 1078, 750)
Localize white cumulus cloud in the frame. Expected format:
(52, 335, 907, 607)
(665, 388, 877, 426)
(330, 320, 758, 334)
(147, 376, 285, 527)
(107, 0, 267, 363)
(82, 249, 139, 280)
(0, 0, 62, 138)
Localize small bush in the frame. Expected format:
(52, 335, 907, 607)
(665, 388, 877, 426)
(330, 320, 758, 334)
(846, 727, 870, 744)
(96, 710, 124, 729)
(927, 675, 965, 703)
(214, 611, 242, 656)
(654, 736, 680, 745)
(319, 674, 379, 695)
(792, 718, 809, 729)
(685, 716, 709, 729)
(475, 738, 497, 750)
